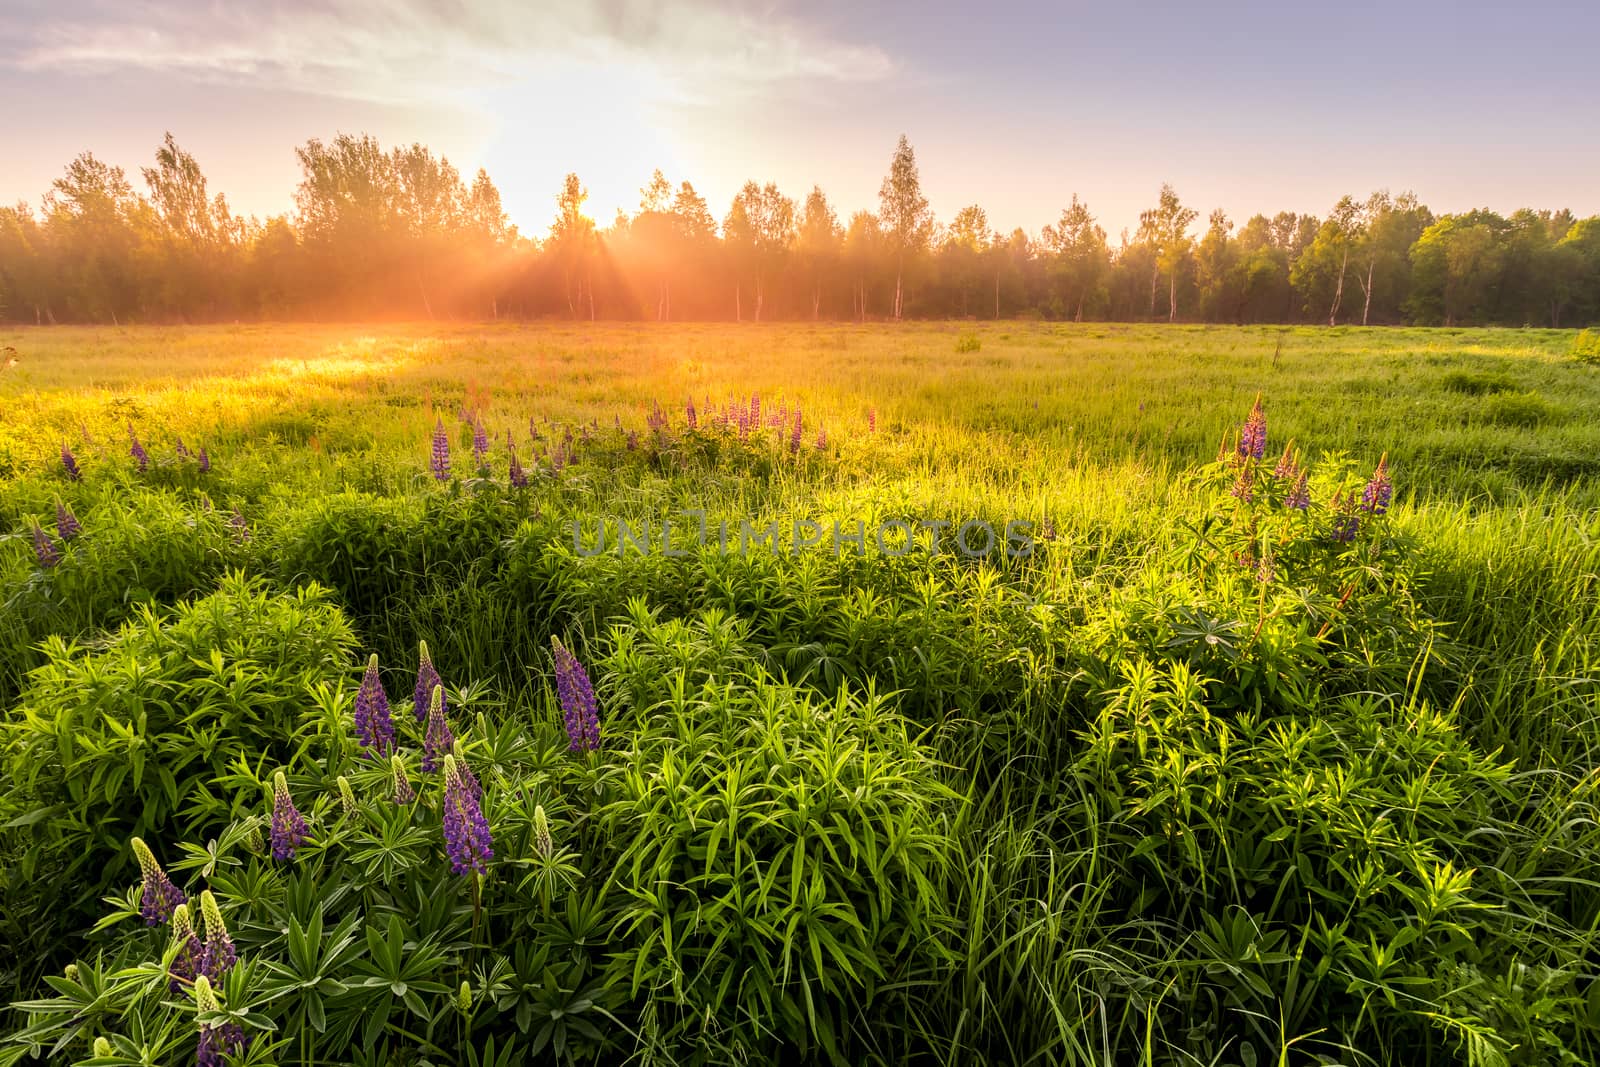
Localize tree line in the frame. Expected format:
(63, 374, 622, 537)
(2, 132, 1597, 327)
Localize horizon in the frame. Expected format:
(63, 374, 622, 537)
(4, 0, 1599, 239)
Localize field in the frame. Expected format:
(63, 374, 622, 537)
(2, 321, 1599, 1066)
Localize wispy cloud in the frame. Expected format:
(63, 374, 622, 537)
(4, 0, 896, 107)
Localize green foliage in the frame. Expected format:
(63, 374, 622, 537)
(1573, 328, 1600, 363)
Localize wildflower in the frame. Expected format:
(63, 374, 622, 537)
(551, 636, 601, 753)
(646, 402, 668, 434)
(1272, 443, 1297, 480)
(244, 825, 263, 856)
(197, 447, 210, 474)
(508, 445, 528, 488)
(441, 754, 493, 876)
(790, 408, 803, 453)
(451, 739, 483, 801)
(131, 837, 185, 925)
(354, 654, 394, 756)
(686, 397, 697, 430)
(1255, 554, 1275, 583)
(422, 685, 454, 773)
(269, 770, 309, 860)
(626, 430, 638, 451)
(226, 510, 249, 542)
(472, 420, 489, 468)
(56, 503, 81, 542)
(430, 419, 451, 481)
(1230, 464, 1255, 504)
(868, 407, 877, 433)
(197, 891, 235, 981)
(391, 755, 416, 804)
(337, 775, 357, 815)
(815, 425, 827, 450)
(1361, 454, 1393, 515)
(93, 1038, 112, 1058)
(64, 964, 79, 983)
(32, 525, 60, 568)
(1284, 470, 1311, 510)
(1330, 493, 1360, 543)
(532, 805, 553, 858)
(193, 974, 249, 1067)
(175, 437, 192, 460)
(167, 903, 204, 991)
(61, 444, 82, 481)
(1237, 396, 1266, 460)
(458, 981, 473, 1013)
(199, 493, 214, 513)
(129, 427, 149, 472)
(414, 640, 445, 722)
(750, 393, 761, 428)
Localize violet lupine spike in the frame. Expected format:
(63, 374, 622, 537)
(192, 975, 249, 1067)
(1361, 454, 1393, 515)
(1284, 470, 1311, 511)
(1272, 443, 1297, 480)
(422, 685, 454, 773)
(441, 754, 493, 876)
(1230, 464, 1255, 504)
(226, 510, 249, 542)
(32, 525, 60, 568)
(132, 837, 185, 925)
(626, 430, 638, 451)
(750, 393, 761, 427)
(61, 444, 82, 481)
(129, 429, 149, 472)
(551, 636, 601, 753)
(815, 426, 827, 451)
(686, 397, 697, 430)
(508, 445, 528, 488)
(197, 891, 235, 981)
(868, 407, 877, 433)
(790, 408, 803, 453)
(1330, 494, 1361, 543)
(451, 740, 483, 802)
(167, 903, 204, 992)
(472, 421, 489, 468)
(175, 437, 191, 460)
(56, 503, 80, 542)
(354, 654, 394, 757)
(197, 447, 210, 474)
(1237, 397, 1267, 460)
(414, 641, 445, 722)
(430, 419, 451, 481)
(391, 755, 416, 804)
(269, 771, 309, 861)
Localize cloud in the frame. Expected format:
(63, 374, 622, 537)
(3, 0, 896, 108)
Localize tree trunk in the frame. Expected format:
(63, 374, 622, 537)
(812, 281, 820, 320)
(416, 267, 434, 320)
(586, 271, 595, 321)
(994, 273, 1000, 318)
(1328, 246, 1348, 326)
(1168, 270, 1177, 323)
(735, 282, 742, 322)
(755, 276, 764, 322)
(1360, 259, 1375, 326)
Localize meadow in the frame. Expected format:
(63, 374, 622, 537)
(1, 321, 1598, 1066)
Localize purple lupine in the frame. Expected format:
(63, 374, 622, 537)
(226, 510, 249, 542)
(441, 754, 493, 876)
(750, 393, 761, 428)
(197, 447, 211, 474)
(132, 837, 185, 925)
(551, 636, 601, 753)
(422, 685, 454, 773)
(414, 641, 445, 722)
(451, 740, 483, 802)
(1237, 397, 1267, 460)
(129, 428, 149, 472)
(61, 444, 82, 481)
(354, 654, 394, 756)
(472, 420, 489, 468)
(815, 425, 828, 450)
(790, 408, 803, 453)
(198, 891, 235, 981)
(391, 755, 416, 805)
(508, 445, 528, 488)
(56, 503, 80, 542)
(167, 903, 203, 992)
(647, 402, 668, 434)
(1361, 455, 1393, 515)
(31, 525, 60, 568)
(1230, 464, 1254, 504)
(1330, 494, 1360, 543)
(1272, 443, 1297, 480)
(269, 771, 309, 860)
(868, 407, 877, 433)
(430, 419, 451, 481)
(626, 430, 639, 451)
(1284, 470, 1311, 511)
(175, 437, 192, 461)
(686, 397, 697, 430)
(193, 975, 249, 1067)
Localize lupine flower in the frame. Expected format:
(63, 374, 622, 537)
(430, 419, 451, 481)
(199, 493, 214, 513)
(1230, 464, 1255, 504)
(61, 444, 81, 481)
(422, 685, 454, 773)
(472, 421, 489, 468)
(552, 636, 601, 753)
(354, 654, 394, 756)
(458, 981, 473, 1012)
(868, 407, 878, 433)
(451, 740, 483, 801)
(1330, 493, 1360, 543)
(269, 770, 309, 860)
(686, 397, 697, 430)
(227, 510, 249, 542)
(167, 903, 203, 991)
(1361, 454, 1392, 515)
(1272, 443, 1297, 480)
(193, 974, 249, 1067)
(441, 754, 493, 876)
(56, 503, 81, 542)
(815, 425, 827, 450)
(198, 891, 235, 981)
(32, 525, 60, 568)
(1284, 470, 1311, 510)
(132, 837, 185, 925)
(1255, 554, 1275, 583)
(750, 393, 761, 428)
(197, 448, 211, 474)
(533, 805, 553, 858)
(790, 408, 803, 453)
(337, 776, 357, 815)
(244, 825, 264, 856)
(508, 445, 528, 488)
(414, 641, 445, 722)
(65, 964, 79, 982)
(129, 427, 149, 472)
(391, 755, 416, 804)
(93, 1038, 112, 1058)
(1237, 396, 1267, 460)
(626, 430, 639, 451)
(175, 437, 192, 460)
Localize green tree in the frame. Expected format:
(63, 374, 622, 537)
(878, 135, 932, 321)
(1041, 196, 1109, 321)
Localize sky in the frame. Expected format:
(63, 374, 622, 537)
(2, 0, 1598, 242)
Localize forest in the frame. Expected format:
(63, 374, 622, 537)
(1, 132, 1597, 327)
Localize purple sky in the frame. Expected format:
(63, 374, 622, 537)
(2, 0, 1597, 241)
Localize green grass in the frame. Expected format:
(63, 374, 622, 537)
(1, 322, 1598, 1066)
